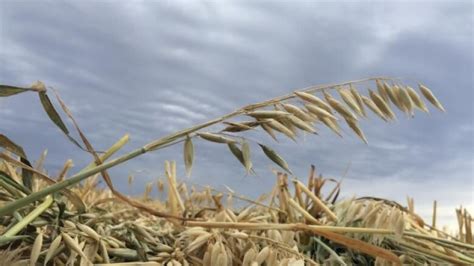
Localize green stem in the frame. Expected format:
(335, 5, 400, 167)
(2, 195, 53, 237)
(0, 134, 130, 217)
(0, 148, 144, 217)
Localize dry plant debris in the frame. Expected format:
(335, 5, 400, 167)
(0, 77, 472, 265)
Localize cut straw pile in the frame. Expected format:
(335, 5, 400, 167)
(0, 160, 473, 265)
(0, 77, 473, 265)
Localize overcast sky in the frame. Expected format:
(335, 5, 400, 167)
(1, 0, 472, 230)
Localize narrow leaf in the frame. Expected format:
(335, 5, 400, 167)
(0, 85, 32, 97)
(0, 134, 33, 189)
(258, 144, 292, 174)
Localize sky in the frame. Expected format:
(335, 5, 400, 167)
(0, 0, 472, 231)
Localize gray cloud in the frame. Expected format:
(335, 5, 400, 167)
(1, 0, 472, 229)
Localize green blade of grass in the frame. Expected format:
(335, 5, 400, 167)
(0, 134, 130, 217)
(0, 85, 33, 97)
(0, 171, 31, 195)
(1, 195, 53, 238)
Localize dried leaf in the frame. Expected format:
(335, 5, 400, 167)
(30, 81, 47, 92)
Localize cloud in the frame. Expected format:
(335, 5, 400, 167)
(1, 1, 472, 229)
